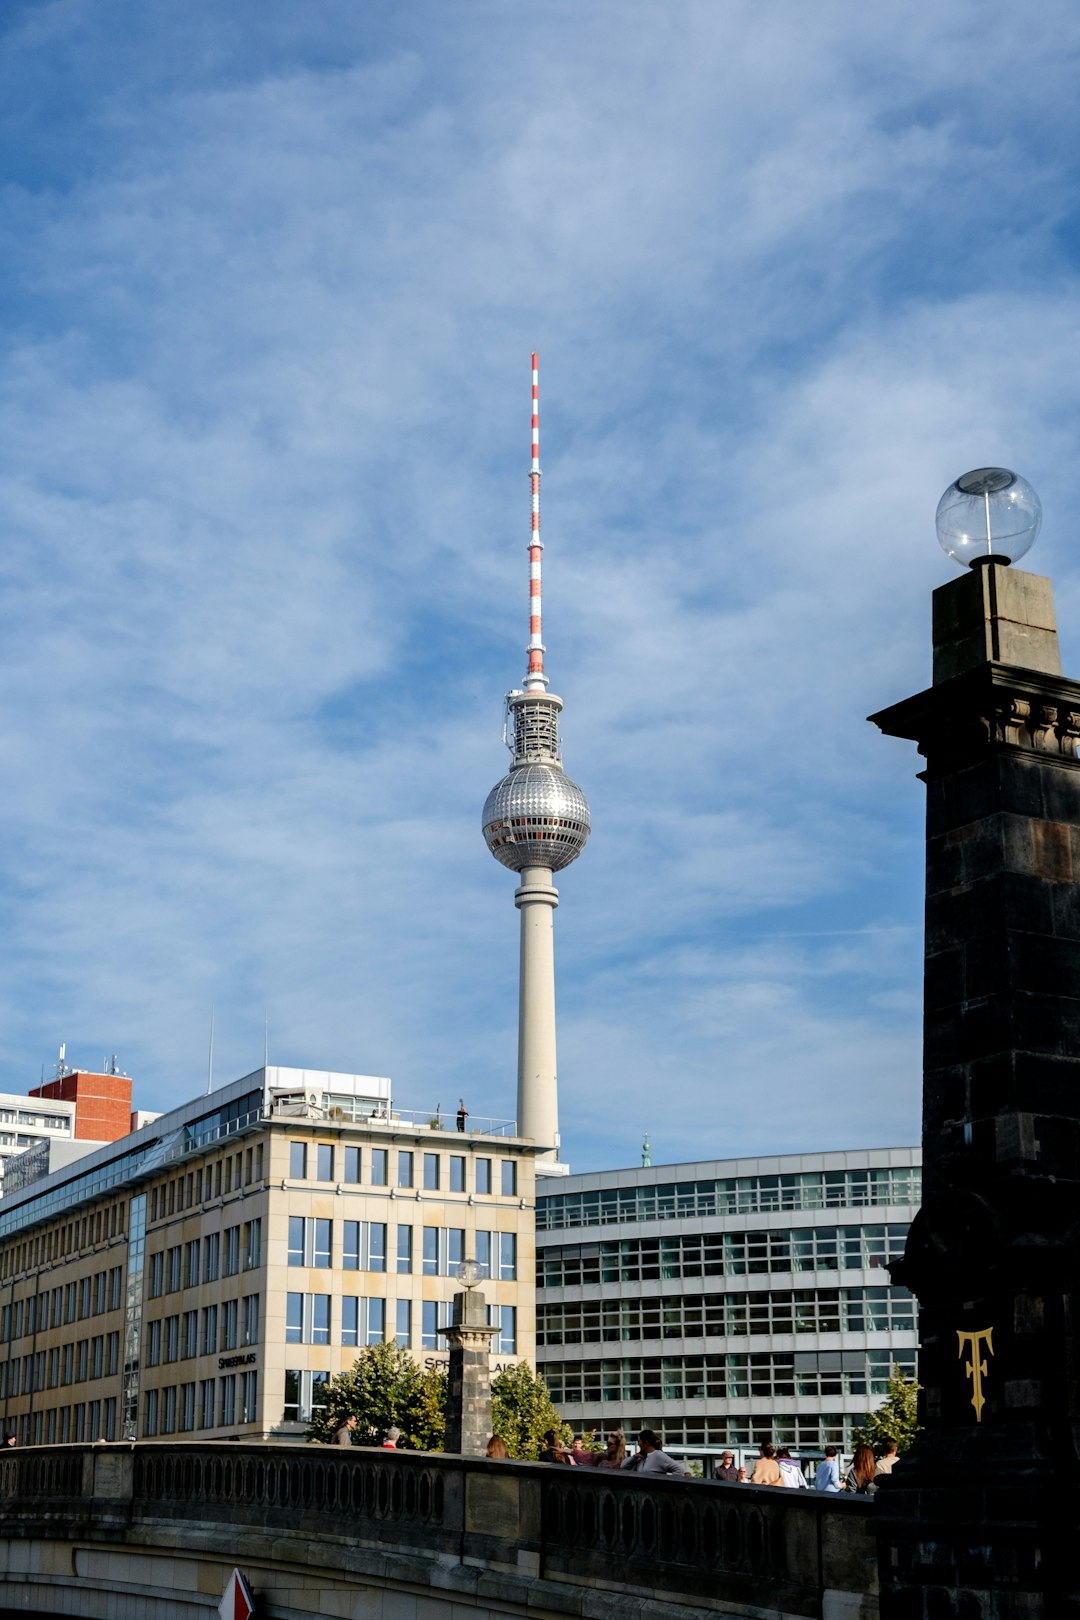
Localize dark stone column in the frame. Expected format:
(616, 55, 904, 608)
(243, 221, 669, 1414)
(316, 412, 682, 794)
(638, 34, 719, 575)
(438, 1287, 497, 1458)
(870, 563, 1080, 1617)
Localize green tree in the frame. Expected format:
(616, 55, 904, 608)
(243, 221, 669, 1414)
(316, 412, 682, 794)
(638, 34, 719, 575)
(308, 1343, 447, 1450)
(851, 1365, 921, 1455)
(490, 1362, 571, 1459)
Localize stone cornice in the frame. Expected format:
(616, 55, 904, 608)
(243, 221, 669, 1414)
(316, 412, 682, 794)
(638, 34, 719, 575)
(869, 662, 1080, 771)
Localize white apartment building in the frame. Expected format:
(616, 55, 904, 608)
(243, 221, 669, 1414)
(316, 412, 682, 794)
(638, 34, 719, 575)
(535, 1147, 921, 1461)
(0, 1092, 77, 1190)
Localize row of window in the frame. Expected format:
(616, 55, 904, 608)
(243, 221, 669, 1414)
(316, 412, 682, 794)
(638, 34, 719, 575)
(287, 1220, 516, 1279)
(537, 1166, 921, 1231)
(287, 1141, 518, 1196)
(1, 1265, 124, 1343)
(570, 1413, 875, 1454)
(144, 1372, 258, 1435)
(9, 1398, 119, 1447)
(146, 1296, 259, 1364)
(284, 1291, 517, 1354)
(0, 1332, 121, 1397)
(150, 1144, 265, 1222)
(535, 1285, 916, 1345)
(0, 1108, 69, 1128)
(147, 1221, 262, 1296)
(538, 1224, 909, 1287)
(1, 1196, 125, 1278)
(543, 1348, 918, 1406)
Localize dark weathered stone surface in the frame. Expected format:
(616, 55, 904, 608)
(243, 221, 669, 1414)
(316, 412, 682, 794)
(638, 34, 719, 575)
(870, 566, 1080, 1617)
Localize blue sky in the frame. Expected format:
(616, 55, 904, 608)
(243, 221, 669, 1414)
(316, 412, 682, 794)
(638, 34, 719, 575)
(2, 0, 1080, 1171)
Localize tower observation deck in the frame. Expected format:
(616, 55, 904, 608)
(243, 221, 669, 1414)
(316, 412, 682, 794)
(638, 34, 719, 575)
(482, 355, 590, 1174)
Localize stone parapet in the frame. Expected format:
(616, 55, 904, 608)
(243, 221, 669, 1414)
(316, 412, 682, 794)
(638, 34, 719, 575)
(0, 1442, 877, 1620)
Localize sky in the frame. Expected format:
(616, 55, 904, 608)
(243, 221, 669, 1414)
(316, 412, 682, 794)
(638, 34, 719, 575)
(2, 0, 1080, 1172)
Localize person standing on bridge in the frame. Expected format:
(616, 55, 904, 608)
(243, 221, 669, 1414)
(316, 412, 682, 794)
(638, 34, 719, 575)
(333, 1415, 357, 1446)
(382, 1426, 401, 1449)
(748, 1442, 783, 1485)
(621, 1430, 691, 1477)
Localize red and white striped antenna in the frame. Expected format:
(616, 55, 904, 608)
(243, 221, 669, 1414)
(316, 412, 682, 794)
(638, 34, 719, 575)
(525, 352, 547, 691)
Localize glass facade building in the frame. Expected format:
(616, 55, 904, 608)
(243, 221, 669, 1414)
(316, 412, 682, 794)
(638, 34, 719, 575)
(535, 1147, 920, 1456)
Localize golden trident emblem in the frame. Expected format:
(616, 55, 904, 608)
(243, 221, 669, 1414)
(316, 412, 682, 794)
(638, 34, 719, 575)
(957, 1327, 994, 1422)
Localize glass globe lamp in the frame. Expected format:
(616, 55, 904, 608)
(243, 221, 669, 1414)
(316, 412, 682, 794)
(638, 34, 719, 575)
(936, 467, 1041, 568)
(455, 1258, 485, 1288)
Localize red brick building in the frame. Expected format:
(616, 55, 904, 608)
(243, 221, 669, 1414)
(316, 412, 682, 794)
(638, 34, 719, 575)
(29, 1070, 132, 1143)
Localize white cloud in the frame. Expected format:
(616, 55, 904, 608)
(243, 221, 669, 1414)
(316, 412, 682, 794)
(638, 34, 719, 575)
(0, 0, 1076, 1165)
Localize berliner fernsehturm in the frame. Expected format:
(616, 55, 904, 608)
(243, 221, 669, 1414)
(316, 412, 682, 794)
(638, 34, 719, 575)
(482, 355, 590, 1175)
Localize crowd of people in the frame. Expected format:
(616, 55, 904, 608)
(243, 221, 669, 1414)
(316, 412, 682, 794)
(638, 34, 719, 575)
(327, 1415, 900, 1491)
(531, 1428, 901, 1490)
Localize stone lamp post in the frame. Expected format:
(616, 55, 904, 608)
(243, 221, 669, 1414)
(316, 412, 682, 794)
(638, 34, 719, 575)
(438, 1260, 497, 1457)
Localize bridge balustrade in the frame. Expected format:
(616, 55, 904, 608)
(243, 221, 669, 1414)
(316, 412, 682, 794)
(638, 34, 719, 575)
(0, 1444, 878, 1620)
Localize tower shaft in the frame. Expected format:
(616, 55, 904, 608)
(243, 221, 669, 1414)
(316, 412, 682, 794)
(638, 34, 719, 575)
(514, 866, 560, 1162)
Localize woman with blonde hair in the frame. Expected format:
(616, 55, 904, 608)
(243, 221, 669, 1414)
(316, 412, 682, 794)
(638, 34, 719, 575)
(593, 1429, 626, 1469)
(485, 1436, 508, 1459)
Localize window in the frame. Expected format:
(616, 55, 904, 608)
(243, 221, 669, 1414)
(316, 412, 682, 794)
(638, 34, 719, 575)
(164, 1316, 180, 1363)
(202, 1306, 218, 1357)
(423, 1227, 438, 1276)
(200, 1379, 215, 1430)
(316, 1144, 333, 1181)
(500, 1161, 517, 1197)
(397, 1151, 414, 1189)
(180, 1383, 196, 1432)
(184, 1240, 201, 1288)
(243, 1294, 259, 1347)
(371, 1148, 388, 1185)
(93, 1271, 107, 1314)
(366, 1298, 385, 1346)
(221, 1299, 239, 1352)
(397, 1226, 413, 1275)
(144, 1388, 159, 1437)
(80, 1275, 92, 1316)
(289, 1142, 307, 1179)
(286, 1293, 331, 1345)
(244, 1219, 262, 1270)
(107, 1333, 119, 1376)
(421, 1300, 451, 1351)
(167, 1246, 182, 1292)
(343, 1221, 360, 1270)
(369, 1222, 387, 1273)
(342, 1297, 359, 1348)
(447, 1229, 465, 1273)
(77, 1339, 89, 1381)
(289, 1217, 331, 1268)
(476, 1158, 492, 1196)
(396, 1299, 411, 1348)
(182, 1311, 198, 1359)
(162, 1386, 177, 1434)
(283, 1369, 329, 1424)
(109, 1267, 122, 1310)
(475, 1231, 491, 1277)
(490, 1305, 517, 1355)
(223, 1226, 241, 1277)
(147, 1320, 161, 1367)
(220, 1375, 236, 1427)
(148, 1253, 164, 1299)
(204, 1233, 220, 1284)
(241, 1369, 258, 1423)
(344, 1146, 360, 1183)
(342, 1220, 385, 1271)
(423, 1153, 440, 1190)
(449, 1156, 465, 1193)
(499, 1232, 517, 1281)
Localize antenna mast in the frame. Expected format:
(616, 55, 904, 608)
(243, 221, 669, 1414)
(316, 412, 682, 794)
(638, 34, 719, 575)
(526, 352, 547, 692)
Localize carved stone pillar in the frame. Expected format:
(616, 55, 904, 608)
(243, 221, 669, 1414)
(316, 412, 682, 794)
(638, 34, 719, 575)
(438, 1287, 497, 1458)
(870, 562, 1080, 1616)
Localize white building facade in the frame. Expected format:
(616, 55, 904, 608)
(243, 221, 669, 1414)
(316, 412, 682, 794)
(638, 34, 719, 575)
(535, 1147, 920, 1460)
(0, 1093, 77, 1190)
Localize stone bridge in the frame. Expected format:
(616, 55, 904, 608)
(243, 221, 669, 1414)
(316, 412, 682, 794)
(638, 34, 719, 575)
(0, 1444, 877, 1620)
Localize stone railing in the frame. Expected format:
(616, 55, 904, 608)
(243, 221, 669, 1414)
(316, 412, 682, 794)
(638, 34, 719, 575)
(0, 1443, 878, 1619)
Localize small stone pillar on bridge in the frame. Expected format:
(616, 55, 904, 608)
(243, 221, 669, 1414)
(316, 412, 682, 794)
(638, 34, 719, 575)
(870, 470, 1080, 1616)
(438, 1267, 497, 1457)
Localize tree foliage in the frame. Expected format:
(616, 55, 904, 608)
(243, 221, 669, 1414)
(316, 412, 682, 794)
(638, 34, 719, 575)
(490, 1361, 571, 1459)
(851, 1365, 921, 1455)
(307, 1343, 447, 1450)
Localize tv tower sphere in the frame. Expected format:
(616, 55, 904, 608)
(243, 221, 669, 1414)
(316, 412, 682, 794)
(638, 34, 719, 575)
(482, 354, 590, 1174)
(482, 760, 591, 872)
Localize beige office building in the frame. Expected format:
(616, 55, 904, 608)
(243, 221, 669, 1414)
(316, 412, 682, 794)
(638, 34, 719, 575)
(0, 1067, 538, 1445)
